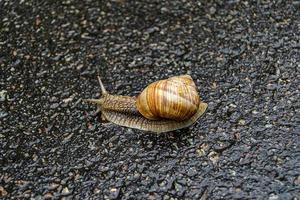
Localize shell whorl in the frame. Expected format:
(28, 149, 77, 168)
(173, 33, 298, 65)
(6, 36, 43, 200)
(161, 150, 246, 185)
(136, 75, 200, 121)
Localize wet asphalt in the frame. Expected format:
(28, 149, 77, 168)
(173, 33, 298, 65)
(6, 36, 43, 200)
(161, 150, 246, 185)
(1, 0, 300, 199)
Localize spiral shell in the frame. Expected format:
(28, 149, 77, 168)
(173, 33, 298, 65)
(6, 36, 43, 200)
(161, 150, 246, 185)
(136, 75, 200, 121)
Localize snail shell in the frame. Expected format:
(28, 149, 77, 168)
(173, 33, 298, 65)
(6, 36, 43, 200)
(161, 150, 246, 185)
(136, 75, 200, 121)
(84, 75, 207, 133)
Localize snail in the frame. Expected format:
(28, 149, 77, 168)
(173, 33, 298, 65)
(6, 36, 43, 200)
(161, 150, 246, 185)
(84, 75, 207, 133)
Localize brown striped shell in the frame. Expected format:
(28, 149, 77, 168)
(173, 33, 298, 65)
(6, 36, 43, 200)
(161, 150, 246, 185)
(136, 75, 200, 121)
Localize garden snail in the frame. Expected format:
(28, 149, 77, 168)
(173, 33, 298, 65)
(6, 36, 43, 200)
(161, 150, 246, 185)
(84, 75, 207, 133)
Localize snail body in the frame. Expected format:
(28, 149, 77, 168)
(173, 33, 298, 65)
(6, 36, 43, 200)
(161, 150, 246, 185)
(85, 75, 207, 133)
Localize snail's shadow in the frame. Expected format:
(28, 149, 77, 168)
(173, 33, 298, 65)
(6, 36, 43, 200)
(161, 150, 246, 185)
(136, 127, 199, 150)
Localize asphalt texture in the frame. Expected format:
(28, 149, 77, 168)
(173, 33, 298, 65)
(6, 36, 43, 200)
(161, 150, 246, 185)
(1, 0, 300, 199)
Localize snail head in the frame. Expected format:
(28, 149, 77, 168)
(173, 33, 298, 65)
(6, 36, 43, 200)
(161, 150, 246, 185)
(83, 76, 107, 107)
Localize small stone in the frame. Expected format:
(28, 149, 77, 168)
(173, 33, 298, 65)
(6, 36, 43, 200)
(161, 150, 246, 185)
(208, 151, 220, 165)
(50, 103, 59, 109)
(269, 193, 279, 200)
(209, 6, 216, 15)
(238, 119, 246, 125)
(48, 183, 59, 190)
(44, 192, 53, 199)
(63, 95, 75, 104)
(252, 110, 259, 114)
(229, 103, 237, 108)
(161, 7, 169, 12)
(197, 143, 209, 156)
(265, 124, 273, 128)
(62, 187, 69, 194)
(76, 64, 84, 70)
(0, 186, 8, 196)
(267, 83, 277, 90)
(35, 16, 42, 26)
(109, 188, 120, 199)
(294, 176, 300, 185)
(94, 188, 101, 194)
(0, 112, 8, 119)
(0, 90, 8, 101)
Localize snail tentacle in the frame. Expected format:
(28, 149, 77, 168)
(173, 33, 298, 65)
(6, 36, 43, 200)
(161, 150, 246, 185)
(97, 76, 108, 95)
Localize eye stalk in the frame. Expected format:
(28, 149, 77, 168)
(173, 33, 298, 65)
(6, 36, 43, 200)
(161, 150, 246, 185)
(97, 76, 107, 95)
